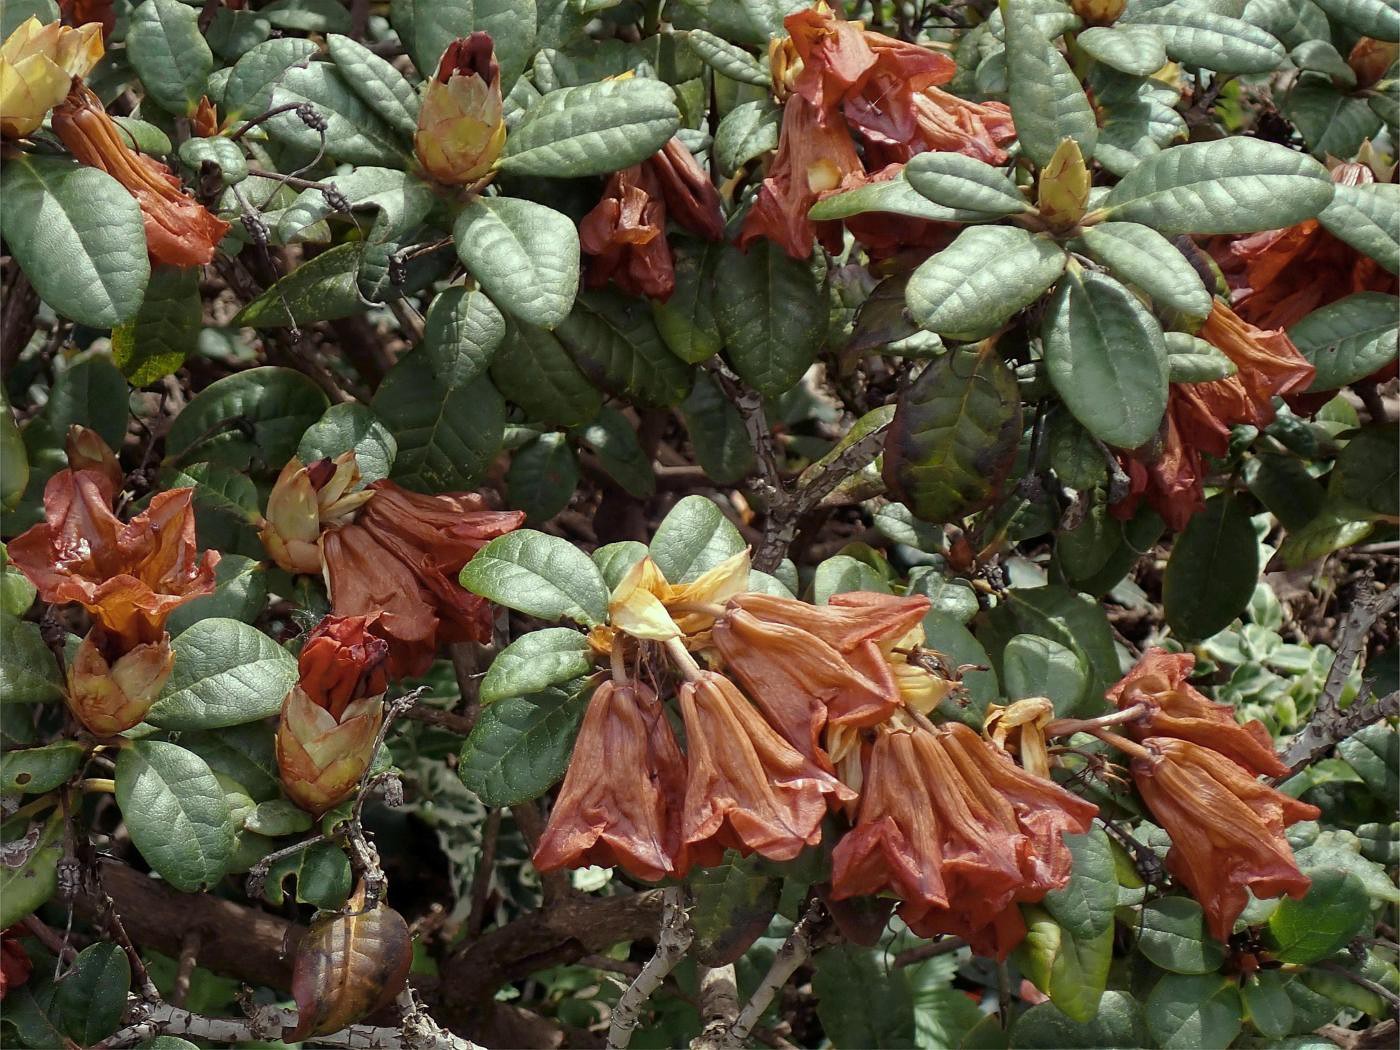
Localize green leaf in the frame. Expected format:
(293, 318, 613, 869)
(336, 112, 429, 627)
(555, 292, 693, 407)
(146, 618, 297, 731)
(1, 741, 85, 795)
(1166, 332, 1238, 383)
(507, 432, 579, 522)
(689, 853, 783, 966)
(0, 156, 149, 329)
(277, 168, 436, 247)
(813, 946, 917, 1049)
(714, 242, 823, 397)
(1044, 268, 1169, 449)
(127, 0, 214, 115)
(1044, 827, 1117, 940)
(1003, 635, 1088, 716)
(297, 403, 397, 483)
(1330, 424, 1397, 519)
(1125, 7, 1285, 73)
(261, 0, 352, 32)
(1318, 183, 1400, 275)
(813, 555, 893, 604)
(268, 63, 406, 166)
(233, 243, 364, 328)
(1241, 971, 1295, 1039)
(165, 366, 328, 470)
(180, 723, 280, 803)
(1003, 0, 1099, 166)
(0, 615, 64, 704)
(112, 266, 202, 386)
(1268, 869, 1372, 963)
(422, 287, 506, 389)
(0, 829, 60, 927)
(326, 34, 420, 139)
(1165, 492, 1260, 640)
(115, 740, 236, 892)
(43, 353, 129, 451)
(905, 152, 1029, 215)
(157, 462, 260, 552)
(480, 628, 593, 705)
(686, 29, 769, 85)
(653, 239, 722, 364)
(1285, 76, 1383, 159)
(574, 407, 656, 498)
(1278, 509, 1374, 568)
(454, 197, 581, 329)
(680, 373, 755, 485)
(1010, 991, 1149, 1049)
(987, 585, 1119, 701)
(457, 687, 589, 806)
(1145, 974, 1243, 1050)
(244, 799, 314, 837)
(55, 943, 129, 1046)
(393, 0, 537, 89)
(906, 226, 1067, 340)
(649, 494, 746, 583)
(499, 79, 680, 177)
(713, 98, 781, 178)
(1, 1, 58, 39)
(1337, 723, 1398, 800)
(1076, 222, 1212, 318)
(491, 322, 602, 426)
(1077, 25, 1168, 76)
(1137, 897, 1229, 974)
(1100, 138, 1334, 234)
(1018, 906, 1113, 1023)
(374, 352, 506, 493)
(1, 411, 27, 513)
(461, 529, 609, 625)
(1313, 0, 1400, 40)
(222, 38, 320, 120)
(263, 841, 351, 909)
(808, 169, 995, 224)
(1290, 292, 1398, 392)
(592, 540, 648, 589)
(883, 344, 1022, 524)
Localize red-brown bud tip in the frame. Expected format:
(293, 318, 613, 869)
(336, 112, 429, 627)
(437, 32, 498, 86)
(298, 614, 390, 719)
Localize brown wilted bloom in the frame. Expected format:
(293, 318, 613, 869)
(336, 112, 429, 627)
(1110, 391, 1206, 531)
(711, 590, 930, 766)
(533, 680, 689, 881)
(1131, 737, 1319, 942)
(322, 480, 523, 678)
(64, 424, 121, 491)
(0, 927, 31, 1000)
(864, 86, 1017, 168)
(680, 670, 854, 866)
(580, 163, 674, 300)
(52, 82, 230, 267)
(649, 138, 726, 241)
(414, 33, 505, 186)
(1349, 37, 1399, 90)
(277, 615, 390, 817)
(8, 469, 218, 650)
(606, 551, 750, 644)
(258, 453, 373, 576)
(58, 0, 116, 40)
(1107, 647, 1290, 777)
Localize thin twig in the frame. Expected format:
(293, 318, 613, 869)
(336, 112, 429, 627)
(892, 936, 966, 968)
(171, 930, 201, 1009)
(607, 886, 693, 1049)
(466, 809, 503, 939)
(725, 901, 835, 1048)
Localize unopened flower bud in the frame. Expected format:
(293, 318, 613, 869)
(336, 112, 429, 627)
(67, 626, 174, 734)
(1070, 0, 1126, 26)
(298, 614, 390, 719)
(191, 95, 219, 137)
(1036, 137, 1090, 229)
(1349, 37, 1399, 89)
(65, 425, 121, 491)
(258, 452, 370, 575)
(413, 33, 506, 186)
(276, 685, 383, 817)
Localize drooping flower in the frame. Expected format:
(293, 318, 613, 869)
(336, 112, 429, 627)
(580, 162, 674, 300)
(414, 33, 505, 186)
(649, 137, 726, 241)
(0, 16, 102, 139)
(984, 697, 1055, 779)
(66, 625, 174, 734)
(51, 82, 231, 267)
(0, 927, 31, 1000)
(679, 670, 854, 866)
(1110, 391, 1207, 531)
(277, 615, 390, 816)
(64, 424, 121, 491)
(258, 453, 373, 576)
(533, 679, 689, 881)
(607, 551, 750, 643)
(1130, 737, 1319, 942)
(863, 86, 1016, 167)
(1107, 648, 1290, 777)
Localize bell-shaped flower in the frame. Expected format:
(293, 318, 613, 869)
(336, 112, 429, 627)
(66, 625, 174, 734)
(0, 16, 103, 139)
(8, 468, 218, 649)
(1108, 648, 1290, 777)
(607, 551, 750, 643)
(1131, 737, 1320, 942)
(258, 453, 372, 575)
(679, 671, 854, 866)
(51, 82, 230, 266)
(580, 163, 675, 300)
(414, 33, 506, 186)
(864, 86, 1016, 167)
(533, 680, 688, 881)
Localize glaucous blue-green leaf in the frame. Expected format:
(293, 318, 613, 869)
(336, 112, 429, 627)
(1077, 25, 1168, 76)
(422, 287, 506, 388)
(907, 226, 1067, 340)
(297, 403, 397, 482)
(127, 0, 214, 115)
(1003, 0, 1099, 165)
(507, 432, 579, 522)
(1010, 992, 1149, 1050)
(462, 530, 609, 624)
(1285, 76, 1383, 159)
(0, 157, 149, 329)
(178, 138, 248, 187)
(1138, 897, 1229, 974)
(592, 540, 648, 590)
(1240, 972, 1295, 1040)
(146, 618, 297, 730)
(1318, 183, 1400, 274)
(233, 243, 364, 328)
(1003, 634, 1089, 716)
(650, 494, 746, 583)
(268, 63, 407, 166)
(222, 38, 319, 119)
(277, 168, 436, 246)
(454, 197, 581, 329)
(1166, 331, 1237, 383)
(1290, 39, 1357, 87)
(1289, 292, 1399, 391)
(55, 942, 129, 1046)
(713, 98, 780, 177)
(1164, 492, 1259, 639)
(1018, 906, 1113, 1023)
(555, 292, 693, 407)
(812, 555, 893, 604)
(1044, 269, 1169, 449)
(326, 34, 421, 139)
(686, 29, 769, 84)
(1313, 0, 1400, 40)
(1243, 0, 1331, 49)
(166, 366, 328, 470)
(490, 322, 602, 426)
(807, 171, 996, 223)
(1076, 222, 1212, 317)
(115, 741, 236, 892)
(1100, 138, 1334, 234)
(480, 628, 594, 704)
(458, 687, 588, 805)
(499, 79, 680, 177)
(0, 0, 58, 39)
(1124, 6, 1285, 73)
(905, 151, 1029, 215)
(1090, 66, 1186, 177)
(574, 407, 656, 498)
(713, 242, 823, 397)
(1, 615, 65, 704)
(392, 0, 538, 90)
(112, 265, 201, 386)
(262, 840, 351, 909)
(1, 741, 85, 795)
(260, 0, 352, 32)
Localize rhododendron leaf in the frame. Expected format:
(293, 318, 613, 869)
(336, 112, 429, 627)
(166, 366, 329, 470)
(0, 615, 65, 705)
(1166, 332, 1237, 384)
(713, 98, 780, 177)
(463, 529, 609, 624)
(654, 240, 723, 365)
(326, 34, 420, 139)
(422, 287, 507, 390)
(491, 322, 603, 426)
(1137, 897, 1228, 975)
(1313, 0, 1400, 40)
(1122, 7, 1285, 74)
(288, 897, 412, 1040)
(480, 628, 594, 705)
(1285, 76, 1383, 159)
(686, 29, 769, 85)
(115, 741, 236, 892)
(0, 741, 85, 795)
(234, 243, 365, 328)
(1075, 223, 1212, 318)
(592, 541, 649, 590)
(458, 687, 589, 805)
(0, 411, 26, 513)
(1318, 183, 1400, 275)
(297, 404, 397, 483)
(1010, 991, 1150, 1049)
(454, 197, 581, 330)
(649, 494, 746, 583)
(905, 152, 1029, 216)
(715, 242, 823, 398)
(1289, 292, 1399, 392)
(574, 408, 656, 499)
(1329, 425, 1399, 521)
(813, 946, 917, 1049)
(986, 585, 1119, 703)
(1164, 493, 1260, 640)
(689, 852, 783, 966)
(1020, 906, 1113, 1023)
(278, 169, 436, 248)
(44, 353, 130, 453)
(808, 172, 993, 224)
(1076, 26, 1168, 76)
(0, 823, 60, 928)
(267, 64, 406, 166)
(127, 0, 214, 115)
(507, 432, 579, 522)
(54, 942, 129, 1046)
(1146, 974, 1244, 1050)
(146, 619, 298, 731)
(1240, 972, 1294, 1039)
(499, 80, 681, 178)
(113, 265, 202, 386)
(1277, 511, 1375, 569)
(556, 292, 694, 407)
(1003, 0, 1099, 166)
(263, 842, 352, 909)
(1003, 634, 1088, 717)
(222, 38, 319, 120)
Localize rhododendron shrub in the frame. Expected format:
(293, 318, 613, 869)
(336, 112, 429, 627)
(0, 0, 1395, 1046)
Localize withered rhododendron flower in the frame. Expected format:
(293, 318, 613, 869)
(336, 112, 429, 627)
(608, 551, 749, 642)
(711, 590, 929, 765)
(679, 671, 854, 866)
(414, 33, 505, 186)
(0, 927, 31, 1000)
(533, 680, 688, 881)
(1108, 648, 1289, 777)
(9, 469, 218, 649)
(1111, 391, 1206, 531)
(259, 453, 373, 576)
(580, 163, 674, 300)
(277, 615, 390, 816)
(1131, 737, 1319, 942)
(0, 16, 102, 138)
(865, 86, 1017, 168)
(52, 82, 230, 267)
(1349, 37, 1399, 89)
(322, 480, 523, 677)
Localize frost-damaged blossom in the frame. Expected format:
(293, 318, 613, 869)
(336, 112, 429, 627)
(0, 16, 102, 139)
(414, 33, 505, 186)
(277, 615, 390, 816)
(1107, 648, 1290, 777)
(0, 928, 31, 1000)
(533, 680, 689, 881)
(52, 82, 230, 267)
(259, 453, 373, 576)
(1131, 737, 1319, 942)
